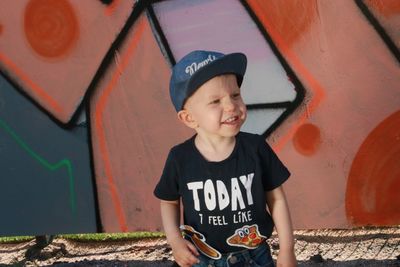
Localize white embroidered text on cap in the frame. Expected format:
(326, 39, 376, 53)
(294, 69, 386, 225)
(185, 54, 217, 76)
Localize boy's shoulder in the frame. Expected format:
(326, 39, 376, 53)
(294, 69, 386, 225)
(237, 131, 265, 147)
(168, 135, 196, 158)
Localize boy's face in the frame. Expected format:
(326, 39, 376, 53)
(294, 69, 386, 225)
(178, 74, 247, 139)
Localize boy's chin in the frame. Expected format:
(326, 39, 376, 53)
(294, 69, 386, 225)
(220, 127, 242, 137)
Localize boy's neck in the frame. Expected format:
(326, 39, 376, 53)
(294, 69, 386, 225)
(194, 133, 236, 162)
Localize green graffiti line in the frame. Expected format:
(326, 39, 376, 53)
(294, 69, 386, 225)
(0, 118, 76, 215)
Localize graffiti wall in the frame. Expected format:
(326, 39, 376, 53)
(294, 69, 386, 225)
(0, 0, 399, 235)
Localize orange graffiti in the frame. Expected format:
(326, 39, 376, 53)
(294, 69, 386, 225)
(104, 0, 121, 16)
(292, 123, 321, 156)
(346, 110, 400, 226)
(24, 0, 79, 58)
(246, 0, 317, 47)
(94, 18, 147, 232)
(247, 0, 325, 152)
(365, 0, 400, 18)
(0, 52, 63, 114)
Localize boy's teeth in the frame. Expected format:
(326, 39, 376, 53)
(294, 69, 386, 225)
(225, 117, 236, 123)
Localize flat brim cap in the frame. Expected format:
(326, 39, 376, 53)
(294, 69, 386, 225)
(169, 51, 247, 112)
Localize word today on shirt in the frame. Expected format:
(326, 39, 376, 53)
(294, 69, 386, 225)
(187, 173, 255, 212)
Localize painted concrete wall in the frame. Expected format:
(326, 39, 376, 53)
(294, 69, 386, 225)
(0, 0, 399, 235)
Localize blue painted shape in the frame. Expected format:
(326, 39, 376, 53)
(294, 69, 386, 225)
(0, 74, 97, 236)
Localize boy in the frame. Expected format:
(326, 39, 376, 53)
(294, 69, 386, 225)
(154, 50, 296, 267)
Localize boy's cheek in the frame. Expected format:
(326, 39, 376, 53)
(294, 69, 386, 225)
(241, 106, 248, 118)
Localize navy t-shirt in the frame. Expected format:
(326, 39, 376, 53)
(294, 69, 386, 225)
(154, 132, 290, 256)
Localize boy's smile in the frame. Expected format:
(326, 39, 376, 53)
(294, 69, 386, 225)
(222, 115, 240, 125)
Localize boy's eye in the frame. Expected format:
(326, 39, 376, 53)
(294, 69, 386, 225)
(209, 99, 220, 105)
(232, 93, 241, 99)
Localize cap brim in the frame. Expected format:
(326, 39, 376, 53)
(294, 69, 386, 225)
(184, 52, 247, 107)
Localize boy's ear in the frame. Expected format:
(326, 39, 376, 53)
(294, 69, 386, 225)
(177, 109, 198, 129)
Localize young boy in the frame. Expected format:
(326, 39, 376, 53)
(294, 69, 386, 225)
(154, 50, 296, 267)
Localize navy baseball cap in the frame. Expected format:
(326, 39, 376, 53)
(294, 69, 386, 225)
(169, 50, 247, 112)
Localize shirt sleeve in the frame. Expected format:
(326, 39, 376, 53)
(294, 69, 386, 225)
(153, 148, 180, 201)
(258, 138, 291, 191)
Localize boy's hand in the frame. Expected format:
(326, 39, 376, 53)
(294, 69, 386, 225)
(170, 237, 200, 267)
(276, 248, 297, 267)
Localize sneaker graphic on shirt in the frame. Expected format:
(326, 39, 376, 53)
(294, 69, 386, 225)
(180, 225, 222, 260)
(226, 224, 266, 249)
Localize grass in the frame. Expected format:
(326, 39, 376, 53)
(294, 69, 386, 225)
(0, 236, 35, 243)
(61, 232, 165, 242)
(0, 232, 165, 244)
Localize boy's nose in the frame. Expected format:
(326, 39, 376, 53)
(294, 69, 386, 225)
(223, 98, 235, 111)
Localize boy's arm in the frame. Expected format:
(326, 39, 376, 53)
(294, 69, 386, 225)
(266, 186, 297, 267)
(160, 200, 199, 267)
